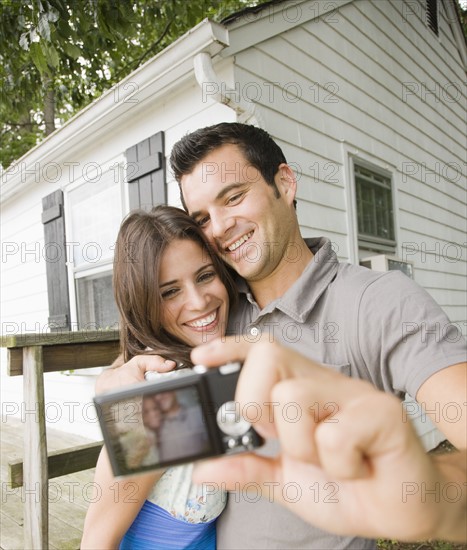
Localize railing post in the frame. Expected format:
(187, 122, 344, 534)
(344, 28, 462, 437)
(23, 345, 48, 549)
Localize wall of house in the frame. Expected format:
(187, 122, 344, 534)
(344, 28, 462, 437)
(225, 0, 465, 450)
(0, 64, 236, 438)
(228, 0, 466, 332)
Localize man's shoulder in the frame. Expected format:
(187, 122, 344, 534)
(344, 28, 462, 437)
(332, 259, 398, 296)
(334, 262, 435, 307)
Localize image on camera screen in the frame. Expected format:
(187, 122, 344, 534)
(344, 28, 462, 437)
(101, 386, 213, 475)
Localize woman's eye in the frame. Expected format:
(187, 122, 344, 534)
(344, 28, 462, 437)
(198, 271, 215, 283)
(161, 288, 178, 300)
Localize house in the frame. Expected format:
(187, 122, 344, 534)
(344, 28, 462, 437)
(1, 0, 465, 445)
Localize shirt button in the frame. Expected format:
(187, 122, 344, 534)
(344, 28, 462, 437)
(250, 326, 260, 337)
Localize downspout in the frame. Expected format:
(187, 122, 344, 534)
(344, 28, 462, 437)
(193, 52, 265, 127)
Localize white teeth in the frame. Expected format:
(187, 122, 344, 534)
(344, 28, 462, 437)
(186, 311, 217, 328)
(228, 231, 253, 252)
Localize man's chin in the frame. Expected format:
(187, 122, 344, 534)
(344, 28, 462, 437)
(232, 263, 263, 282)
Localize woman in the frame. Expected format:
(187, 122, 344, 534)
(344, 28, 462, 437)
(81, 205, 237, 549)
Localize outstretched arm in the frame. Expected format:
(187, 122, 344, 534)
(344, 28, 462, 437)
(416, 362, 467, 449)
(191, 338, 466, 543)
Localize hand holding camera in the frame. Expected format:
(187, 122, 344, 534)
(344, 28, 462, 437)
(94, 362, 264, 477)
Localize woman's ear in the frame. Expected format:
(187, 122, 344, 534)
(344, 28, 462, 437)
(277, 163, 297, 205)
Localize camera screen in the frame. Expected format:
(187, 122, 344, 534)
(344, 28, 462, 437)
(99, 385, 214, 475)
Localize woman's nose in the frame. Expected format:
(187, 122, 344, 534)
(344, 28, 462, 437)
(185, 286, 208, 310)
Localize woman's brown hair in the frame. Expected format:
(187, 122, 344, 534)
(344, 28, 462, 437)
(113, 205, 237, 367)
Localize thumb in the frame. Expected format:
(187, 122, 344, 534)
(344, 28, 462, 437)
(191, 336, 253, 367)
(193, 454, 280, 494)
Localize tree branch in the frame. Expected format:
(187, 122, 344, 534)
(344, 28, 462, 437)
(112, 19, 173, 81)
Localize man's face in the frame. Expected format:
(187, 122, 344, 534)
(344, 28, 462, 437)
(180, 144, 296, 283)
(155, 392, 179, 413)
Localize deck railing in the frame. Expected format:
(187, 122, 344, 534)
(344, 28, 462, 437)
(1, 330, 120, 549)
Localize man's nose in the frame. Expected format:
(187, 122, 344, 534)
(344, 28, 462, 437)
(210, 211, 235, 241)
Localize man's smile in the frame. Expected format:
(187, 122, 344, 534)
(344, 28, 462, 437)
(225, 230, 254, 253)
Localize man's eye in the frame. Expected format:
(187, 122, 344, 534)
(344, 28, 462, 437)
(161, 288, 178, 300)
(227, 192, 244, 204)
(197, 215, 210, 227)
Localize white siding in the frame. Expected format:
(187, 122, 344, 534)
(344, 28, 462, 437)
(1, 182, 55, 331)
(229, 0, 466, 325)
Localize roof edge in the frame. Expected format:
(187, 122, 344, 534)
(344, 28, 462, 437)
(220, 0, 353, 57)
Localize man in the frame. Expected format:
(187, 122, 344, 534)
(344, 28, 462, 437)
(98, 123, 466, 548)
(149, 390, 210, 462)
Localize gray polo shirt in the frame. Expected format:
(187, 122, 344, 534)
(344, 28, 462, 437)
(217, 237, 466, 550)
(158, 405, 209, 463)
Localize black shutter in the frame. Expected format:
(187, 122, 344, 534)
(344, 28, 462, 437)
(125, 131, 166, 210)
(41, 190, 71, 331)
(426, 0, 438, 36)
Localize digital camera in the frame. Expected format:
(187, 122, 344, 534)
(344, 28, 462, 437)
(94, 362, 264, 477)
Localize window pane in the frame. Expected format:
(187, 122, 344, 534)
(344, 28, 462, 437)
(355, 164, 395, 250)
(76, 272, 119, 329)
(68, 171, 122, 268)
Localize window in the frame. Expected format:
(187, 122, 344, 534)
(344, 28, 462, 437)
(67, 170, 122, 329)
(355, 163, 396, 254)
(42, 133, 165, 331)
(426, 0, 438, 36)
(76, 272, 118, 329)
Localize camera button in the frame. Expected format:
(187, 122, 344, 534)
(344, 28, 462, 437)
(250, 326, 260, 337)
(193, 364, 208, 374)
(218, 362, 241, 375)
(241, 434, 251, 446)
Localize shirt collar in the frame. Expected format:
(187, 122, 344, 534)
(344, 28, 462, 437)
(235, 237, 338, 322)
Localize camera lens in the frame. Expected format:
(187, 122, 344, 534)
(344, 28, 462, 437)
(216, 401, 252, 437)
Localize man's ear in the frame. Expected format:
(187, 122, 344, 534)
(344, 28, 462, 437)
(277, 163, 297, 205)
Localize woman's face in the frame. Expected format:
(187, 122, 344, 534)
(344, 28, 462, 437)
(142, 395, 162, 430)
(159, 239, 229, 347)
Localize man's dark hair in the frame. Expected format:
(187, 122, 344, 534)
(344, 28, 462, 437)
(170, 122, 287, 210)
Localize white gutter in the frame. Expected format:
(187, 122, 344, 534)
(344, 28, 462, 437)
(194, 52, 249, 117)
(1, 19, 229, 204)
(193, 51, 264, 127)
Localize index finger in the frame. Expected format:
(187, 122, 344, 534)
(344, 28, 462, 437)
(191, 338, 282, 436)
(192, 338, 328, 434)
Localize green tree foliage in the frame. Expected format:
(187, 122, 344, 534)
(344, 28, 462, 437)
(460, 4, 467, 40)
(0, 0, 267, 169)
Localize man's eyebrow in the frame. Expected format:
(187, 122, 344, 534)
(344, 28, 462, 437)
(190, 183, 246, 219)
(159, 264, 215, 288)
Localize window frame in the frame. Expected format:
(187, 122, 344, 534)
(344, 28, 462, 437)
(343, 151, 399, 264)
(64, 159, 125, 330)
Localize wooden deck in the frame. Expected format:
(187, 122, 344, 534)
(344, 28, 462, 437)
(1, 415, 96, 550)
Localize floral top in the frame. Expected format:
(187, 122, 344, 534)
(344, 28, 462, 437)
(147, 463, 226, 522)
